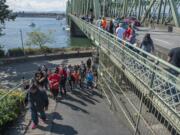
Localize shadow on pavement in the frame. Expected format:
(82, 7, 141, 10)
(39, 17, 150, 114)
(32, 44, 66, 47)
(38, 122, 78, 135)
(72, 89, 100, 104)
(47, 112, 63, 121)
(51, 123, 78, 135)
(58, 99, 89, 114)
(65, 94, 87, 106)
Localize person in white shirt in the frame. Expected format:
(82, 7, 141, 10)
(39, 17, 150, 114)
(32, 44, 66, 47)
(116, 23, 126, 42)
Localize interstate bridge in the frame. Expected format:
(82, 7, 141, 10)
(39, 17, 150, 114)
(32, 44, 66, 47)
(1, 0, 180, 135)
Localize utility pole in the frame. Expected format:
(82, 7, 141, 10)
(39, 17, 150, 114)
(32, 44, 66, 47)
(20, 29, 25, 56)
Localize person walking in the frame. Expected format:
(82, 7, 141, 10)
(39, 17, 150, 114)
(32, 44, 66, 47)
(108, 19, 114, 34)
(140, 33, 154, 57)
(67, 65, 73, 91)
(116, 23, 126, 43)
(167, 47, 180, 76)
(86, 70, 94, 89)
(28, 79, 48, 129)
(87, 58, 92, 69)
(124, 24, 133, 40)
(127, 29, 136, 45)
(48, 70, 60, 100)
(96, 17, 102, 28)
(101, 17, 107, 30)
(166, 47, 180, 102)
(59, 74, 67, 96)
(34, 71, 49, 109)
(80, 61, 86, 88)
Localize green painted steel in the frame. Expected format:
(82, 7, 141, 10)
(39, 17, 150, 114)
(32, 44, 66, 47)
(67, 0, 180, 27)
(168, 0, 180, 27)
(69, 14, 180, 134)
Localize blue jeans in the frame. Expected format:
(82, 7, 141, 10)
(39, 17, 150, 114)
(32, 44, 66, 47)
(31, 107, 46, 125)
(166, 68, 179, 102)
(87, 81, 93, 88)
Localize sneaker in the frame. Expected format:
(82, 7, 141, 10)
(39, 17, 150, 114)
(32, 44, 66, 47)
(31, 122, 37, 129)
(39, 118, 46, 124)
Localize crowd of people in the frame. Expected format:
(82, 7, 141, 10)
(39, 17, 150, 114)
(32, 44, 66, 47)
(80, 15, 179, 73)
(95, 17, 155, 55)
(24, 58, 98, 129)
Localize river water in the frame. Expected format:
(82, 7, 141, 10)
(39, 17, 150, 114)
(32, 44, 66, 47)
(0, 17, 92, 50)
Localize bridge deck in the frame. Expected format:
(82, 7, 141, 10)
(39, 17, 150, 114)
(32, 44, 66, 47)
(137, 27, 180, 57)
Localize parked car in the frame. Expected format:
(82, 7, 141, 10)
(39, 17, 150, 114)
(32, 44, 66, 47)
(123, 17, 141, 27)
(114, 17, 128, 29)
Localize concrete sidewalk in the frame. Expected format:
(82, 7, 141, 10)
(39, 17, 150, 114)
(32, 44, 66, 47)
(50, 89, 132, 135)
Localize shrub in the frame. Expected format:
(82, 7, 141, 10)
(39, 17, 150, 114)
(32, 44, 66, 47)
(0, 45, 5, 58)
(25, 48, 38, 55)
(8, 48, 24, 57)
(41, 46, 52, 54)
(0, 90, 25, 130)
(0, 49, 5, 58)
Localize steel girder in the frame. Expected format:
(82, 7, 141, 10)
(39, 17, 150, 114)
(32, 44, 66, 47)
(109, 0, 180, 27)
(67, 0, 180, 27)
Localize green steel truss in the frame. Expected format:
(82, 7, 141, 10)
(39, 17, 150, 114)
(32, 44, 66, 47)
(67, 0, 180, 27)
(69, 14, 180, 134)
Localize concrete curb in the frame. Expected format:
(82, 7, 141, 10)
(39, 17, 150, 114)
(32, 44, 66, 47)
(0, 50, 93, 66)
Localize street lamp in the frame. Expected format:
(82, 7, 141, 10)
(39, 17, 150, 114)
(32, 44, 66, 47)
(103, 0, 106, 17)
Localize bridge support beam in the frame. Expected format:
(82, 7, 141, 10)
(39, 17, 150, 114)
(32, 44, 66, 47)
(70, 20, 86, 37)
(168, 0, 180, 27)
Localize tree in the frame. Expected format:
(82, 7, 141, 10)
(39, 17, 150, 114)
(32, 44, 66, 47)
(0, 0, 15, 35)
(26, 30, 54, 51)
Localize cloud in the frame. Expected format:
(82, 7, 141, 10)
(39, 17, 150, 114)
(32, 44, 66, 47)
(6, 0, 68, 12)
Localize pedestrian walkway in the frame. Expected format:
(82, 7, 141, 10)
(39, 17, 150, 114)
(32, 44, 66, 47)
(51, 89, 131, 135)
(24, 88, 131, 135)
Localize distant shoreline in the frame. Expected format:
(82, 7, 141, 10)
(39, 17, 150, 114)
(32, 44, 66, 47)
(14, 12, 66, 19)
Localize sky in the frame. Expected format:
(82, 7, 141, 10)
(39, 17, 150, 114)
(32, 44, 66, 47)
(6, 0, 68, 12)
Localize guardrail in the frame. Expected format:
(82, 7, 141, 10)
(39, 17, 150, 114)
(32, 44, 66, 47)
(69, 14, 180, 134)
(0, 83, 23, 101)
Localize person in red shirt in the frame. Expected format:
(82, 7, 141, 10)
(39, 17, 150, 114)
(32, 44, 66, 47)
(124, 24, 133, 40)
(48, 70, 60, 100)
(101, 17, 107, 30)
(72, 70, 80, 88)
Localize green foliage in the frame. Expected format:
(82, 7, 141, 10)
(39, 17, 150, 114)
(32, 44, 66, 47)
(8, 48, 24, 57)
(6, 47, 93, 57)
(26, 30, 53, 50)
(41, 46, 52, 53)
(0, 45, 5, 58)
(0, 90, 25, 128)
(0, 0, 16, 35)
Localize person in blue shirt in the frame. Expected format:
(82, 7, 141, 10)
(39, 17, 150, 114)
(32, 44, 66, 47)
(86, 70, 94, 89)
(116, 23, 126, 43)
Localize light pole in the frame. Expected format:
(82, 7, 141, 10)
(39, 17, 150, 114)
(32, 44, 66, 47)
(20, 29, 25, 56)
(103, 0, 106, 17)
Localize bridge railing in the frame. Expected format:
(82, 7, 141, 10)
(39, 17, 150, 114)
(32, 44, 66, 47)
(69, 14, 180, 133)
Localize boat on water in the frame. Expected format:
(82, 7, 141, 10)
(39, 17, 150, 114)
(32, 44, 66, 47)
(66, 27, 70, 31)
(62, 26, 70, 31)
(29, 23, 36, 27)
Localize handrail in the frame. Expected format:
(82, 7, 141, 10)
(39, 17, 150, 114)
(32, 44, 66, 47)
(0, 83, 23, 101)
(69, 14, 180, 130)
(70, 14, 180, 75)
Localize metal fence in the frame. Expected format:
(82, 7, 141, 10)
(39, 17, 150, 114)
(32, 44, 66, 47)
(69, 14, 180, 135)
